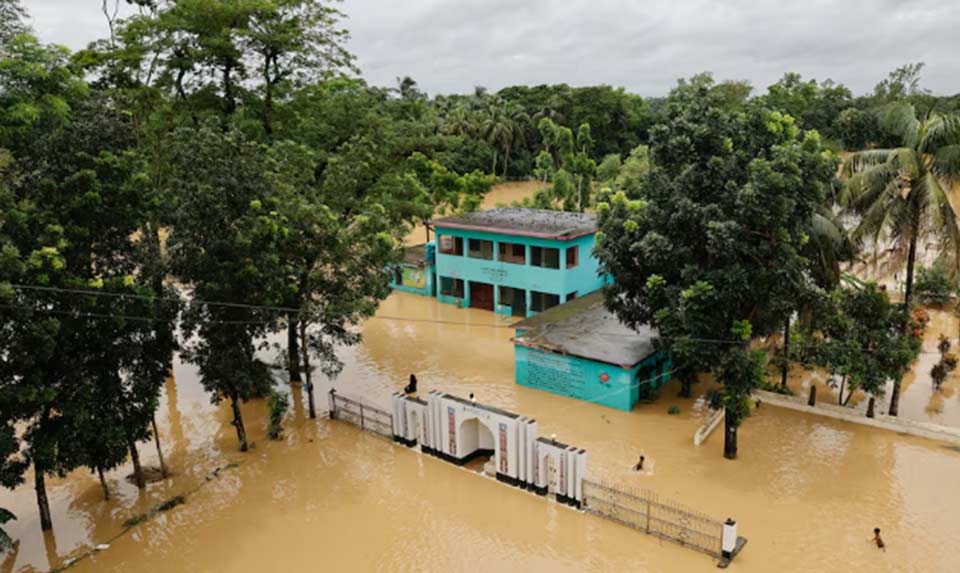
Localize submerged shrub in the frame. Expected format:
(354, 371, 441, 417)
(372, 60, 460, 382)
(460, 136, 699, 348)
(267, 390, 290, 440)
(914, 262, 955, 306)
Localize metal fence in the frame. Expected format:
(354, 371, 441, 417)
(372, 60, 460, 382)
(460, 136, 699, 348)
(582, 479, 725, 557)
(329, 392, 393, 439)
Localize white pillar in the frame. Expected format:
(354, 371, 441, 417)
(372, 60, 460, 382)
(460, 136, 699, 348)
(722, 518, 738, 558)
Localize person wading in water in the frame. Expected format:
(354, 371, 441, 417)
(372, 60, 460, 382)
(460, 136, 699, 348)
(633, 455, 645, 471)
(873, 527, 885, 551)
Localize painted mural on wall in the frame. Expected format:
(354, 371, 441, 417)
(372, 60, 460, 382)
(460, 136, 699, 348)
(447, 406, 457, 456)
(499, 423, 508, 473)
(527, 351, 585, 397)
(402, 266, 426, 289)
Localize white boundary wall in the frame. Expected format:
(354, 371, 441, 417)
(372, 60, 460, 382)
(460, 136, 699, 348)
(755, 390, 960, 445)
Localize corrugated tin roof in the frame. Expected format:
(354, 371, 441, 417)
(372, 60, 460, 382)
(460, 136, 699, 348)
(402, 243, 428, 265)
(513, 291, 658, 368)
(430, 208, 596, 240)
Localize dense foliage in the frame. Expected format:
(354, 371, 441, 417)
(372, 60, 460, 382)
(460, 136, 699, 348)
(595, 74, 838, 458)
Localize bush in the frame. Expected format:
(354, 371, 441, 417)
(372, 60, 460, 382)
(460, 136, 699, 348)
(914, 262, 955, 306)
(667, 405, 681, 415)
(267, 390, 290, 440)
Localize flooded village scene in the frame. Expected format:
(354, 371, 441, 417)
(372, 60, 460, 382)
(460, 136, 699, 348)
(4, 2, 960, 573)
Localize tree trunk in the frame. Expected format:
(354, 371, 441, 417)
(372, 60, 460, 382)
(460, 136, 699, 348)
(780, 317, 790, 389)
(34, 459, 53, 531)
(679, 371, 692, 398)
(300, 321, 316, 419)
(490, 150, 497, 177)
(288, 315, 301, 383)
(867, 397, 876, 418)
(808, 385, 816, 406)
(151, 414, 167, 478)
(890, 224, 919, 418)
(723, 416, 738, 460)
(888, 378, 902, 417)
(837, 374, 847, 406)
(230, 392, 248, 452)
(502, 143, 511, 178)
(97, 467, 109, 501)
(902, 230, 918, 323)
(128, 436, 145, 489)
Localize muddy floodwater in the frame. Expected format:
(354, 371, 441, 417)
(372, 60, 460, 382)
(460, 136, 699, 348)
(5, 183, 960, 572)
(4, 292, 960, 573)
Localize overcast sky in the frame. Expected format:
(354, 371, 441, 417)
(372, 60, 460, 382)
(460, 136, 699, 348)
(22, 0, 960, 97)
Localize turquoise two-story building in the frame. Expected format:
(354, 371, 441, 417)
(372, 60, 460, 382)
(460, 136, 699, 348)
(512, 291, 672, 411)
(428, 208, 604, 317)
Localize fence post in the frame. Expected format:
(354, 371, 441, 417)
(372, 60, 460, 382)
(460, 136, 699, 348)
(360, 403, 365, 430)
(645, 499, 651, 533)
(722, 518, 737, 559)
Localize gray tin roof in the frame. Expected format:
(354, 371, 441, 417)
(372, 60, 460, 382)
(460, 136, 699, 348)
(402, 243, 428, 265)
(430, 208, 597, 240)
(512, 291, 659, 368)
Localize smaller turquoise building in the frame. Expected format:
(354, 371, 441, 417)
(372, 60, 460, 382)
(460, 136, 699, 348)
(512, 291, 671, 411)
(388, 243, 436, 297)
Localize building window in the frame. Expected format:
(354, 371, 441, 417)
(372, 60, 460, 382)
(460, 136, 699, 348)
(566, 291, 577, 301)
(467, 238, 494, 260)
(530, 246, 560, 269)
(530, 290, 560, 312)
(498, 242, 526, 264)
(439, 235, 463, 256)
(566, 246, 579, 269)
(440, 277, 464, 298)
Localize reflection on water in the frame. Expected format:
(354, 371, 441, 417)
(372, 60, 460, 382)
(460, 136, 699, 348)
(4, 292, 960, 572)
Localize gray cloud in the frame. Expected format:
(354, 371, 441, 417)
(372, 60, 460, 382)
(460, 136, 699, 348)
(22, 0, 960, 97)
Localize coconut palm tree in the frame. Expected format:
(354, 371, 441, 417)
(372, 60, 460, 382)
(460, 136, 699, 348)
(841, 102, 960, 415)
(482, 102, 528, 178)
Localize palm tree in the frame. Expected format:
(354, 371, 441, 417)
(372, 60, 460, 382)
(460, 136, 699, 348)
(482, 102, 528, 178)
(841, 102, 960, 415)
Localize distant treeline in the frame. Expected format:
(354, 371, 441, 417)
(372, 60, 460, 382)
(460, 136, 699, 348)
(400, 62, 959, 179)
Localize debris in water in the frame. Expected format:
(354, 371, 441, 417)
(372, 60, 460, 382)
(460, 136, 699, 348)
(95, 544, 110, 550)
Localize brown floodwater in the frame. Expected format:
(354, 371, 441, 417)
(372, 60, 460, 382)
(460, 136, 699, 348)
(5, 181, 960, 572)
(4, 292, 960, 573)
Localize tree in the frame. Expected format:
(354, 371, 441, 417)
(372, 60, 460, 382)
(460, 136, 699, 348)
(595, 75, 836, 458)
(1, 30, 171, 528)
(762, 73, 852, 139)
(1, 417, 25, 552)
(813, 284, 916, 406)
(841, 102, 960, 415)
(913, 261, 955, 306)
(166, 123, 289, 451)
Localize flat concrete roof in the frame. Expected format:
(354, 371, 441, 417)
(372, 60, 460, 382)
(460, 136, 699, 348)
(512, 291, 658, 368)
(430, 208, 596, 241)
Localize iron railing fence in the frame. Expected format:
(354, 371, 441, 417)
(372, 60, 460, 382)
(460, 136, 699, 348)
(329, 392, 393, 439)
(582, 479, 724, 557)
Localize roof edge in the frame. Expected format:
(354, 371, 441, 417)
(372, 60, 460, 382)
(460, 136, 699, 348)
(427, 221, 595, 242)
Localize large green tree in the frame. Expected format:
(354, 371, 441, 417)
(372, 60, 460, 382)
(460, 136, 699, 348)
(165, 123, 288, 451)
(595, 75, 836, 458)
(841, 101, 960, 415)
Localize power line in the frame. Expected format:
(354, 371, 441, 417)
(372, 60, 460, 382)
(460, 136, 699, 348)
(4, 284, 955, 356)
(6, 283, 303, 314)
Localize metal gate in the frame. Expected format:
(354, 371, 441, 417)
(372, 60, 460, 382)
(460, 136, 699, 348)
(582, 479, 725, 557)
(329, 392, 393, 439)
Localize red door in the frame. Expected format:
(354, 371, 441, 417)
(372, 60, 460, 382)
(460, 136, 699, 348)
(469, 281, 494, 311)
